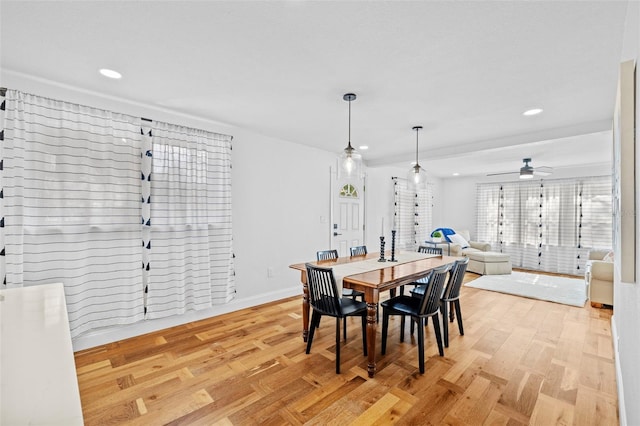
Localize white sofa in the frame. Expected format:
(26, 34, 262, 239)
(586, 249, 614, 307)
(434, 229, 491, 257)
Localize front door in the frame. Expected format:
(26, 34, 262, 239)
(331, 175, 365, 257)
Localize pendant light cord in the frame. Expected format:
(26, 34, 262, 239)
(415, 127, 419, 166)
(348, 98, 352, 149)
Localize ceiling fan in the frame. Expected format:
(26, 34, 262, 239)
(487, 158, 553, 179)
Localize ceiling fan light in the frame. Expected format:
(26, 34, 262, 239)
(520, 169, 534, 179)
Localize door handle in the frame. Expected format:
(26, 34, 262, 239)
(333, 232, 342, 236)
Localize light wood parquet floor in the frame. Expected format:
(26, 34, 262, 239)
(74, 272, 618, 425)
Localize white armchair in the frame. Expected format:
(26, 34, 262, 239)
(586, 249, 613, 307)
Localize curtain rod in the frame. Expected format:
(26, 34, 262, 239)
(0, 88, 234, 141)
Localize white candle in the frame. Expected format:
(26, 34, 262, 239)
(381, 217, 384, 235)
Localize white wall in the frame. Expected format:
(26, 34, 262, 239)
(232, 130, 336, 299)
(364, 166, 405, 248)
(615, 2, 640, 425)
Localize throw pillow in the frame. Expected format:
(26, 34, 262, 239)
(432, 227, 456, 242)
(449, 233, 469, 249)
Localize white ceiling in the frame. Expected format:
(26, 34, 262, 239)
(0, 1, 628, 177)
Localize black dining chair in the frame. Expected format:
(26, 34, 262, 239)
(349, 245, 367, 256)
(399, 246, 443, 295)
(348, 245, 380, 322)
(381, 264, 450, 374)
(305, 263, 368, 374)
(316, 249, 365, 338)
(317, 249, 339, 261)
(317, 250, 365, 302)
(411, 257, 469, 347)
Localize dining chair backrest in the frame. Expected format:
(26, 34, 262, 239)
(305, 263, 341, 316)
(417, 264, 451, 316)
(317, 249, 339, 261)
(418, 246, 443, 256)
(350, 245, 367, 256)
(442, 257, 469, 301)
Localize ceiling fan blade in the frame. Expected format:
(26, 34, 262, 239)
(534, 166, 553, 176)
(486, 171, 518, 177)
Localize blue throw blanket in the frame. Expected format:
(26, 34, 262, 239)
(431, 227, 456, 242)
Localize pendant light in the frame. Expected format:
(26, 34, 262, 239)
(407, 126, 427, 188)
(338, 93, 363, 179)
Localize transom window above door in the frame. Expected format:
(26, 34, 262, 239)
(340, 183, 358, 198)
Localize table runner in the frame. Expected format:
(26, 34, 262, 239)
(330, 251, 438, 294)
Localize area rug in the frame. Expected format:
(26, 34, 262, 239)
(464, 271, 587, 307)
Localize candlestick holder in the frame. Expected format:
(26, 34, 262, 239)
(389, 230, 397, 262)
(378, 236, 387, 262)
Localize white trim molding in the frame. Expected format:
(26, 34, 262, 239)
(612, 315, 626, 426)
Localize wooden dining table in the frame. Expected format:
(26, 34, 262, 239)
(289, 252, 458, 378)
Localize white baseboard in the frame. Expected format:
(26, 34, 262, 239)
(72, 286, 301, 352)
(612, 315, 626, 426)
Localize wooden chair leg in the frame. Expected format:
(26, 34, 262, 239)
(343, 315, 348, 341)
(335, 318, 341, 374)
(417, 317, 425, 374)
(432, 313, 444, 357)
(400, 315, 406, 342)
(381, 310, 389, 355)
(361, 314, 367, 356)
(306, 311, 320, 354)
(441, 301, 449, 348)
(454, 300, 464, 336)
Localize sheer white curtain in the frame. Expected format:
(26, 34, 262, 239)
(393, 178, 433, 250)
(0, 90, 144, 337)
(393, 179, 415, 250)
(476, 176, 612, 275)
(146, 121, 234, 319)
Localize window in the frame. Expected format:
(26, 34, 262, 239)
(339, 183, 358, 198)
(476, 176, 611, 275)
(393, 179, 434, 250)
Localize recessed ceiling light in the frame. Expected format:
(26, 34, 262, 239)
(99, 68, 122, 79)
(523, 108, 543, 116)
(452, 172, 460, 176)
(359, 145, 369, 150)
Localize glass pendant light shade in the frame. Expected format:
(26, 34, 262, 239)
(337, 93, 363, 180)
(408, 162, 428, 188)
(407, 126, 427, 189)
(339, 143, 362, 179)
